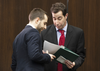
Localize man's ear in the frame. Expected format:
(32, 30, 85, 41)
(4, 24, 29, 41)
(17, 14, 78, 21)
(65, 13, 68, 19)
(35, 17, 40, 24)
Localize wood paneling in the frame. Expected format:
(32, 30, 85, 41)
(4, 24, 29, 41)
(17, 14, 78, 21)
(69, 0, 100, 71)
(0, 0, 100, 71)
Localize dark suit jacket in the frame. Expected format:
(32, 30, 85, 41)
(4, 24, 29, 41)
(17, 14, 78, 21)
(11, 25, 51, 71)
(41, 24, 86, 71)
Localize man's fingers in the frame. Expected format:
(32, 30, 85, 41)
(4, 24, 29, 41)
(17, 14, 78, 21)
(52, 55, 56, 58)
(42, 50, 45, 54)
(65, 60, 75, 69)
(65, 60, 72, 65)
(46, 50, 48, 54)
(65, 61, 72, 69)
(49, 54, 56, 61)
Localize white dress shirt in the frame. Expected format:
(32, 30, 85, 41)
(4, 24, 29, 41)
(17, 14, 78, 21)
(55, 22, 68, 44)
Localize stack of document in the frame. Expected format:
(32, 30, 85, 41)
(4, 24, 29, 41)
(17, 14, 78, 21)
(43, 40, 79, 64)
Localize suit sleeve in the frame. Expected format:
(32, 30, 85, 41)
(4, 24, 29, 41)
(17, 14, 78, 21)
(25, 30, 51, 63)
(11, 42, 17, 71)
(40, 31, 44, 49)
(73, 30, 86, 70)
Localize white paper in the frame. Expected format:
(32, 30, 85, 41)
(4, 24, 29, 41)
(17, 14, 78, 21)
(43, 40, 64, 54)
(56, 56, 67, 64)
(57, 56, 73, 64)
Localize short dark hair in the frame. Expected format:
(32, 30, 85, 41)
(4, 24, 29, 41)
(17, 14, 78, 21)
(29, 8, 47, 21)
(50, 2, 67, 16)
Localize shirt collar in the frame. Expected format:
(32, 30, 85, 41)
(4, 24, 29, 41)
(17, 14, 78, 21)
(27, 23, 36, 29)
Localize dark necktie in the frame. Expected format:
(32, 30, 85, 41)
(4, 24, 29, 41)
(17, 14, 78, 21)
(57, 30, 65, 71)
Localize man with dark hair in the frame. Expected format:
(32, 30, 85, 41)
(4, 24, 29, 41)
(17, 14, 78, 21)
(11, 8, 55, 71)
(41, 2, 85, 71)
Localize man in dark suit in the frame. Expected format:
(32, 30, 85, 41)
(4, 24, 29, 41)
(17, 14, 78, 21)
(11, 8, 55, 71)
(41, 2, 86, 71)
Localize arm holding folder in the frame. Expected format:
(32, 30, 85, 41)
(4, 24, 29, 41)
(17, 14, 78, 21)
(43, 40, 79, 65)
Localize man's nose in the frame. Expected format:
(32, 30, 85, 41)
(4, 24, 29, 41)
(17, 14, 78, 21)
(44, 25, 47, 29)
(55, 20, 59, 23)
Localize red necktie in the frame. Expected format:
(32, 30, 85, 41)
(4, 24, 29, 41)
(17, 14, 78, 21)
(57, 30, 65, 71)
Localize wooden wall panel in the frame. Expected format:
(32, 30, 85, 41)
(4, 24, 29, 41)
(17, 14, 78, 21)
(69, 0, 100, 71)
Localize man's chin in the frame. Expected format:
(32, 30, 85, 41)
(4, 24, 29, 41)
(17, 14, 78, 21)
(57, 26, 62, 29)
(40, 28, 45, 32)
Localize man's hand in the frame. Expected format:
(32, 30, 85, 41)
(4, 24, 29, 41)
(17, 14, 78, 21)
(48, 54, 56, 61)
(65, 60, 75, 69)
(42, 50, 56, 61)
(42, 50, 46, 54)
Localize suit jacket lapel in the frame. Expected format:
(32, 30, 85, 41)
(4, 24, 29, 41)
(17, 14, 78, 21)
(49, 24, 58, 45)
(64, 25, 73, 48)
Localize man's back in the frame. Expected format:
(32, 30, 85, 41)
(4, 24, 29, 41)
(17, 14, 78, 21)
(11, 26, 50, 71)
